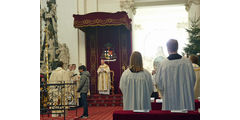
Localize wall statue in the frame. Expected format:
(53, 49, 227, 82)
(40, 0, 71, 73)
(56, 43, 70, 69)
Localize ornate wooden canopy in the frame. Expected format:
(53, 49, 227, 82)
(73, 11, 132, 30)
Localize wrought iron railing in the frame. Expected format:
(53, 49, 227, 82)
(40, 81, 78, 120)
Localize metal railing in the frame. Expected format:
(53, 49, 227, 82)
(40, 81, 78, 120)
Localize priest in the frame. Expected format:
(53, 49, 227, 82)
(49, 61, 71, 117)
(97, 59, 111, 95)
(155, 39, 196, 111)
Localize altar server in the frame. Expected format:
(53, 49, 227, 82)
(50, 61, 70, 83)
(120, 51, 153, 110)
(156, 39, 196, 110)
(49, 61, 71, 117)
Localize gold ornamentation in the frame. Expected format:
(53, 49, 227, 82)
(44, 27, 49, 83)
(74, 18, 131, 30)
(110, 70, 115, 95)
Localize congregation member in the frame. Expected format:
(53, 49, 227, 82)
(77, 65, 90, 119)
(120, 51, 153, 110)
(156, 39, 196, 111)
(190, 55, 200, 99)
(49, 61, 71, 117)
(97, 59, 111, 95)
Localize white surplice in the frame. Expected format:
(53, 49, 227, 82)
(155, 58, 196, 110)
(50, 67, 71, 83)
(49, 67, 71, 116)
(120, 68, 153, 110)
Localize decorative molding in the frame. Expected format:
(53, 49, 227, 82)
(133, 24, 142, 30)
(120, 0, 136, 15)
(185, 0, 200, 11)
(134, 0, 186, 7)
(134, 0, 200, 12)
(73, 12, 132, 30)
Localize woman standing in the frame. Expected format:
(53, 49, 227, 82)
(120, 51, 153, 110)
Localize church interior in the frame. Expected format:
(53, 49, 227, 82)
(40, 0, 200, 120)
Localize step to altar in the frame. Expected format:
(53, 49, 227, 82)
(87, 94, 123, 106)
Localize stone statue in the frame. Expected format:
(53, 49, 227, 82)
(48, 39, 55, 62)
(40, 63, 46, 74)
(56, 43, 70, 69)
(45, 2, 57, 41)
(40, 0, 71, 73)
(50, 4, 57, 34)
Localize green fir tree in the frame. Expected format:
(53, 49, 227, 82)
(184, 18, 200, 56)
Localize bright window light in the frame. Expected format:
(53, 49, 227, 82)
(132, 5, 188, 72)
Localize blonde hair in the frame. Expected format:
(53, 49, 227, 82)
(129, 51, 143, 72)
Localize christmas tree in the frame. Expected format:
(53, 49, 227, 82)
(184, 17, 200, 56)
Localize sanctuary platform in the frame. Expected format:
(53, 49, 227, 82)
(87, 94, 123, 107)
